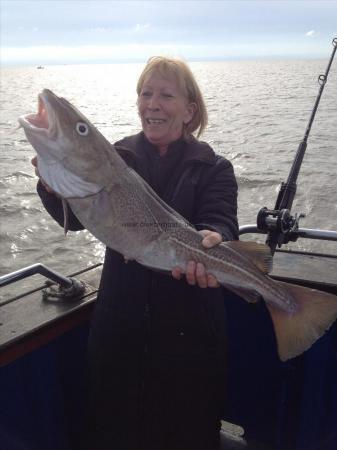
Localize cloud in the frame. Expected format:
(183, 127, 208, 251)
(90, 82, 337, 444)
(306, 30, 318, 37)
(90, 27, 112, 33)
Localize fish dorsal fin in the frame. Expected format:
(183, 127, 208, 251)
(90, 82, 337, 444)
(226, 241, 273, 274)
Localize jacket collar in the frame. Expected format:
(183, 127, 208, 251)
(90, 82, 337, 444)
(116, 132, 217, 166)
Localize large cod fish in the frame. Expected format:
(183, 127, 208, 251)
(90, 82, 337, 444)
(18, 89, 337, 361)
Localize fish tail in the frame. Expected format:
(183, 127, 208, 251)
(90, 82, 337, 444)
(266, 281, 337, 361)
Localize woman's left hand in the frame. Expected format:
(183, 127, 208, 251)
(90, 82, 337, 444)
(171, 230, 221, 288)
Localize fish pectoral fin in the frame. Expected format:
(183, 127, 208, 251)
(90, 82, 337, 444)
(226, 241, 273, 274)
(228, 286, 262, 303)
(267, 281, 337, 361)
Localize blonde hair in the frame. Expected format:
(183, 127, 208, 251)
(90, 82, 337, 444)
(137, 56, 208, 138)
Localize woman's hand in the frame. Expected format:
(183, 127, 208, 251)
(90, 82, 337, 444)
(31, 156, 54, 193)
(171, 230, 221, 288)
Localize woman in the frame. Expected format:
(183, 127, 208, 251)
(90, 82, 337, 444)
(33, 56, 239, 450)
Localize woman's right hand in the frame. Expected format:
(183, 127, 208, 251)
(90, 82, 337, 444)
(171, 230, 222, 288)
(31, 156, 55, 194)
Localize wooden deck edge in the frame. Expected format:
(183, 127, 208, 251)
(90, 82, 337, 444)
(0, 301, 95, 367)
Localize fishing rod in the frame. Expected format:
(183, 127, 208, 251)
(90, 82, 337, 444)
(257, 37, 337, 255)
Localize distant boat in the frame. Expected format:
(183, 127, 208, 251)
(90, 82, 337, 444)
(37, 65, 44, 69)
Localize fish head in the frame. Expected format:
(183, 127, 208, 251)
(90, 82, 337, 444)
(18, 89, 114, 199)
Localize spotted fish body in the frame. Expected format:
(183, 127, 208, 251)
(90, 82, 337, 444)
(18, 89, 337, 361)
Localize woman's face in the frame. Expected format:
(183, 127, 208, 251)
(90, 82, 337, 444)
(138, 71, 195, 153)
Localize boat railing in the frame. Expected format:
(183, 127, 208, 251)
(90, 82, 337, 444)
(239, 225, 337, 242)
(0, 263, 75, 288)
(0, 263, 87, 305)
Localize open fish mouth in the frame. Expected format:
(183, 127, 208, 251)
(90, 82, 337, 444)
(26, 94, 49, 129)
(18, 91, 53, 132)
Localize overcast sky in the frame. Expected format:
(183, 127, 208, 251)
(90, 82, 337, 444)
(1, 1, 337, 65)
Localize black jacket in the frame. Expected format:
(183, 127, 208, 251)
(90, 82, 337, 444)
(37, 132, 239, 450)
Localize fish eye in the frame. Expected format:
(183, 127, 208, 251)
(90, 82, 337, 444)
(76, 122, 89, 136)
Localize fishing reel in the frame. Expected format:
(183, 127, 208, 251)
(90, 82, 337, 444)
(257, 207, 306, 245)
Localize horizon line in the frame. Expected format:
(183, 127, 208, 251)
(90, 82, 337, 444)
(1, 55, 329, 67)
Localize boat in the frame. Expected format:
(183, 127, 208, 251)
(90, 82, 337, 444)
(36, 66, 44, 69)
(1, 38, 336, 450)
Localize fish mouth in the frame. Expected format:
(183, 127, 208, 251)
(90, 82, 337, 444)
(18, 90, 53, 132)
